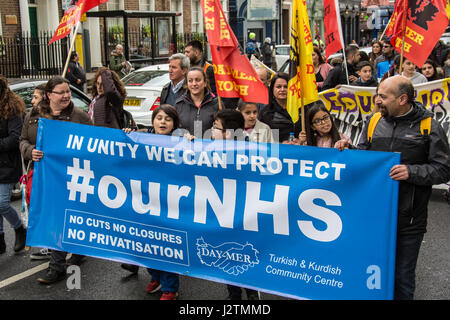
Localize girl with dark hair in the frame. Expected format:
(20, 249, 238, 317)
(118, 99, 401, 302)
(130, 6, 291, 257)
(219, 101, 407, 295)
(369, 41, 382, 67)
(237, 99, 273, 143)
(145, 104, 181, 300)
(0, 75, 27, 254)
(259, 72, 301, 143)
(123, 104, 181, 300)
(89, 67, 127, 129)
(31, 84, 46, 109)
(298, 101, 351, 150)
(19, 76, 92, 284)
(420, 59, 443, 82)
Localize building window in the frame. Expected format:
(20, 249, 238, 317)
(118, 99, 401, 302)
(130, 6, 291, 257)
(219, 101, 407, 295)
(171, 0, 183, 34)
(107, 0, 123, 29)
(140, 0, 155, 27)
(191, 0, 203, 33)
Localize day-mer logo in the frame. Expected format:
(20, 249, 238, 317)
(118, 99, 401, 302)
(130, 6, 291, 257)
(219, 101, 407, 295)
(196, 237, 259, 275)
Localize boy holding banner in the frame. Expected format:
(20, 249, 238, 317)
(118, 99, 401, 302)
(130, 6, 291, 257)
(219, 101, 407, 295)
(211, 109, 259, 300)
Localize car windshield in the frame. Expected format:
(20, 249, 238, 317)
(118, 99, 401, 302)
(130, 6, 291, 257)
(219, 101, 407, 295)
(122, 71, 169, 86)
(277, 47, 290, 55)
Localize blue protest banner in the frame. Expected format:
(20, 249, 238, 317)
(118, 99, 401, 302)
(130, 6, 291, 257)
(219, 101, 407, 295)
(27, 119, 400, 300)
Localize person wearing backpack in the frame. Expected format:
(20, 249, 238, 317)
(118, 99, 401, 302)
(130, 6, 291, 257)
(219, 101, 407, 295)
(89, 68, 126, 129)
(357, 76, 450, 300)
(246, 32, 260, 60)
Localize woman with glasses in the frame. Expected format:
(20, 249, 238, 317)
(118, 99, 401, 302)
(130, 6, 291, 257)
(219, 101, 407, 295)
(89, 67, 126, 128)
(19, 76, 92, 285)
(297, 101, 351, 150)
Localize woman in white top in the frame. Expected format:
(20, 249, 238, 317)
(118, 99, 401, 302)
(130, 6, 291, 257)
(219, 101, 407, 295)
(401, 59, 427, 84)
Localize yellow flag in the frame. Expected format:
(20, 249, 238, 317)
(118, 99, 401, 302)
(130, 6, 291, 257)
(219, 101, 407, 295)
(447, 0, 450, 18)
(287, 0, 319, 123)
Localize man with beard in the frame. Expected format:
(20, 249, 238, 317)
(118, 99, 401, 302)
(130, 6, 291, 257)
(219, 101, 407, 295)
(184, 40, 216, 96)
(357, 75, 450, 300)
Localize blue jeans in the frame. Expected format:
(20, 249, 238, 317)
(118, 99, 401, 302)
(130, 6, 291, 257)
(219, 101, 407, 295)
(394, 234, 424, 300)
(147, 268, 179, 292)
(0, 183, 22, 234)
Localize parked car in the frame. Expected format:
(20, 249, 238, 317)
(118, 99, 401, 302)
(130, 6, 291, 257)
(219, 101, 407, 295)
(275, 44, 290, 71)
(9, 80, 92, 200)
(129, 53, 152, 70)
(11, 80, 91, 112)
(121, 64, 170, 128)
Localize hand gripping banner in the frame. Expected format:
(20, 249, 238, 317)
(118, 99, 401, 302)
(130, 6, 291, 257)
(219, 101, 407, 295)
(27, 119, 400, 299)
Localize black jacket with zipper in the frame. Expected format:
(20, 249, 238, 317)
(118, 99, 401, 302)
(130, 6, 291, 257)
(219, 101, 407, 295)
(259, 100, 301, 142)
(175, 89, 219, 136)
(358, 102, 450, 235)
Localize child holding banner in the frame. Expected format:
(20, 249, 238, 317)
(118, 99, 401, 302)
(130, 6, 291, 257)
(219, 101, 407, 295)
(297, 101, 351, 150)
(143, 104, 181, 300)
(122, 104, 183, 299)
(211, 109, 260, 300)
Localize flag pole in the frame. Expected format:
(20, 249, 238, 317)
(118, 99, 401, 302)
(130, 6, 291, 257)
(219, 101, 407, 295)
(301, 95, 305, 132)
(398, 0, 408, 74)
(379, 17, 391, 41)
(342, 48, 350, 85)
(62, 21, 81, 78)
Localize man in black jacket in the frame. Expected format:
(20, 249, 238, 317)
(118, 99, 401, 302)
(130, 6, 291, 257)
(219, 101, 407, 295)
(160, 53, 189, 106)
(321, 45, 360, 91)
(358, 75, 450, 300)
(65, 51, 86, 92)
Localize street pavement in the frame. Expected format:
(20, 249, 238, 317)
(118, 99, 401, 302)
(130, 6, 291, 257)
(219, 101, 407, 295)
(0, 189, 448, 300)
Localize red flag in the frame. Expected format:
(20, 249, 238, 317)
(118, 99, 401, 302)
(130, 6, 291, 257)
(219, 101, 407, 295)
(323, 0, 345, 59)
(200, 0, 268, 104)
(49, 0, 108, 45)
(386, 0, 449, 67)
(81, 0, 108, 14)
